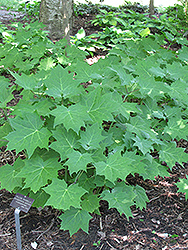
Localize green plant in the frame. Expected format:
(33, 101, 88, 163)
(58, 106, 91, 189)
(0, 11, 188, 238)
(18, 0, 40, 19)
(72, 8, 188, 53)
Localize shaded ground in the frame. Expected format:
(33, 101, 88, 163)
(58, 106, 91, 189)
(0, 7, 188, 250)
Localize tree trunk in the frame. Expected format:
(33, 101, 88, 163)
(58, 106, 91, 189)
(149, 0, 154, 17)
(39, 0, 73, 41)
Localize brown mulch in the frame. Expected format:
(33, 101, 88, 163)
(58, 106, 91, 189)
(1, 8, 188, 250)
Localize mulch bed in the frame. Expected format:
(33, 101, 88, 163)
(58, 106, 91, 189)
(0, 8, 188, 250)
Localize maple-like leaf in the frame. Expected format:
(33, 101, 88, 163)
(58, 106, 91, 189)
(95, 151, 135, 183)
(166, 62, 188, 82)
(0, 76, 14, 108)
(115, 102, 139, 120)
(138, 76, 168, 98)
(10, 71, 41, 90)
(67, 150, 93, 174)
(102, 182, 136, 218)
(50, 125, 80, 160)
(70, 61, 93, 82)
(29, 189, 50, 208)
(80, 88, 118, 123)
(159, 141, 188, 169)
(59, 207, 92, 236)
(81, 193, 100, 213)
(164, 117, 188, 140)
(133, 136, 154, 155)
(13, 93, 55, 117)
(176, 177, 188, 200)
(79, 123, 106, 150)
(126, 115, 157, 139)
(178, 46, 188, 63)
(133, 185, 149, 209)
(43, 65, 79, 98)
(16, 155, 62, 193)
(78, 172, 96, 191)
(167, 80, 188, 105)
(50, 104, 91, 134)
(0, 122, 12, 147)
(43, 179, 86, 210)
(6, 113, 51, 158)
(0, 159, 24, 192)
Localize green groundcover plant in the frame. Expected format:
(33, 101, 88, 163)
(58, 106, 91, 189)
(0, 20, 188, 236)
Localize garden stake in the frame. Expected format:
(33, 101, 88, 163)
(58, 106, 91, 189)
(15, 208, 22, 250)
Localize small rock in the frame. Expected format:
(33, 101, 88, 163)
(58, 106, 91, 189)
(31, 242, 38, 249)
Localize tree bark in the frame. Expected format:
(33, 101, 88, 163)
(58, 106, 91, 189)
(39, 0, 73, 41)
(149, 0, 154, 17)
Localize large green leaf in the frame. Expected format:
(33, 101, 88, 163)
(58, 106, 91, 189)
(44, 65, 80, 98)
(176, 177, 188, 200)
(50, 125, 80, 160)
(6, 113, 51, 158)
(50, 104, 91, 134)
(81, 193, 100, 213)
(43, 179, 86, 210)
(0, 159, 24, 192)
(133, 136, 154, 155)
(164, 117, 188, 140)
(59, 207, 92, 236)
(159, 141, 188, 169)
(10, 72, 41, 90)
(80, 88, 118, 123)
(103, 182, 136, 218)
(133, 185, 149, 209)
(95, 151, 135, 183)
(126, 115, 157, 139)
(79, 123, 106, 150)
(0, 76, 14, 108)
(16, 155, 62, 193)
(67, 150, 93, 174)
(0, 122, 12, 147)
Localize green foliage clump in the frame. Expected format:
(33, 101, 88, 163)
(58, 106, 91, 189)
(72, 6, 188, 53)
(0, 4, 188, 237)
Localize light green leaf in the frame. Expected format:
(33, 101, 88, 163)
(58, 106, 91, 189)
(164, 117, 188, 140)
(50, 125, 80, 160)
(0, 122, 13, 147)
(140, 27, 150, 38)
(159, 142, 188, 169)
(50, 104, 91, 134)
(67, 151, 93, 174)
(59, 207, 92, 236)
(43, 179, 86, 210)
(79, 123, 106, 150)
(10, 72, 41, 90)
(126, 115, 157, 139)
(95, 151, 135, 183)
(44, 65, 79, 98)
(0, 158, 24, 191)
(0, 76, 14, 108)
(81, 193, 100, 213)
(176, 177, 188, 200)
(16, 155, 62, 193)
(103, 182, 136, 218)
(133, 136, 154, 155)
(6, 113, 51, 158)
(133, 185, 149, 209)
(80, 88, 118, 123)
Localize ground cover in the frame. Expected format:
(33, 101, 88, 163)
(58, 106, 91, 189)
(0, 1, 188, 249)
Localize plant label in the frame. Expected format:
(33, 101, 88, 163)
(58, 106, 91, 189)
(10, 193, 34, 213)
